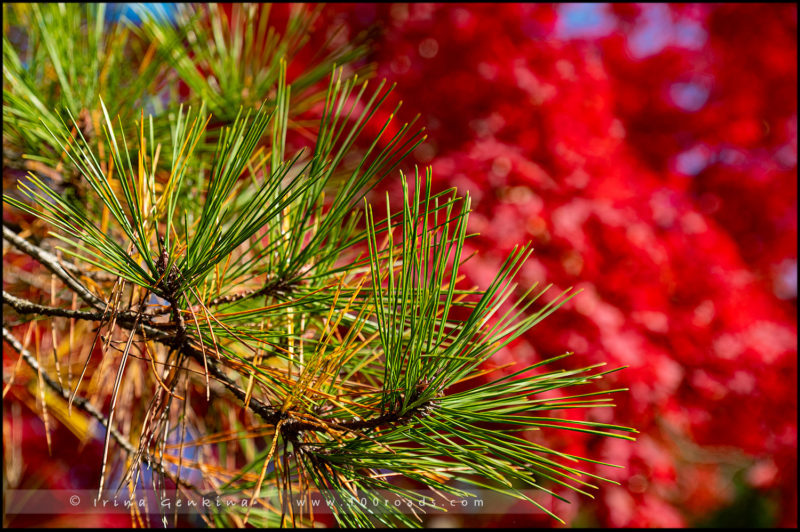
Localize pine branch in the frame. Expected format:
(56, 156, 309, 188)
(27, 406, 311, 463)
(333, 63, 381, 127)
(1, 278, 285, 427)
(3, 279, 423, 437)
(3, 287, 454, 486)
(3, 224, 106, 309)
(3, 290, 103, 320)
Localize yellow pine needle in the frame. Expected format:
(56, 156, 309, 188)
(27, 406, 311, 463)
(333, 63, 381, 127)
(138, 109, 146, 218)
(258, 364, 301, 387)
(244, 419, 285, 524)
(100, 202, 110, 235)
(149, 143, 161, 212)
(368, 470, 405, 480)
(289, 284, 352, 395)
(314, 397, 363, 422)
(137, 40, 158, 75)
(278, 381, 350, 407)
(92, 109, 105, 163)
(335, 331, 381, 375)
(218, 251, 233, 294)
(301, 278, 370, 396)
(67, 292, 77, 393)
(169, 223, 183, 252)
(214, 262, 221, 300)
(183, 290, 212, 400)
(287, 305, 294, 380)
(321, 383, 383, 410)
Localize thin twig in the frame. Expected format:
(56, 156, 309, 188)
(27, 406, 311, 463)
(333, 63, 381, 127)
(2, 326, 196, 490)
(206, 277, 296, 307)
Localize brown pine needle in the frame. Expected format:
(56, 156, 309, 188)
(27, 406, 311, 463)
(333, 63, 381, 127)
(3, 321, 37, 399)
(98, 291, 147, 498)
(140, 337, 184, 400)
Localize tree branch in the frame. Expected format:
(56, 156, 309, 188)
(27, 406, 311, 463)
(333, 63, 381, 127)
(3, 290, 104, 320)
(3, 224, 106, 309)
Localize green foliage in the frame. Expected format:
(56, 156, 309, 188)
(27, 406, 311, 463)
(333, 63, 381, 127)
(3, 3, 157, 171)
(134, 4, 371, 123)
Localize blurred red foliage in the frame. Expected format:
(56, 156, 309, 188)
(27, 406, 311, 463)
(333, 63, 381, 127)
(329, 2, 798, 527)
